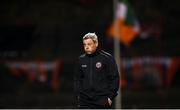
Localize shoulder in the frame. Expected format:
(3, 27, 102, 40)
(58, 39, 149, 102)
(99, 50, 113, 58)
(79, 53, 86, 59)
(76, 54, 86, 64)
(99, 50, 116, 63)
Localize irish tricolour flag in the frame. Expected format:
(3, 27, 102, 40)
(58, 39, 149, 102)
(108, 0, 139, 47)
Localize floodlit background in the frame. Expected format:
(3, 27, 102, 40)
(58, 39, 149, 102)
(0, 0, 180, 109)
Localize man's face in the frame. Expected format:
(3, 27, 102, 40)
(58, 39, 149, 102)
(83, 38, 98, 55)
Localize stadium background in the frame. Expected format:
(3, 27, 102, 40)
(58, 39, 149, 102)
(0, 0, 180, 108)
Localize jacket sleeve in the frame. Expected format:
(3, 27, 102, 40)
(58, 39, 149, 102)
(74, 58, 81, 106)
(107, 56, 120, 100)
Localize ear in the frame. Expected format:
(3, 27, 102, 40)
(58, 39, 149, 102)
(95, 42, 98, 47)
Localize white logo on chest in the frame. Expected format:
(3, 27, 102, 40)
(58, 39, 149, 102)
(96, 62, 102, 68)
(81, 64, 87, 68)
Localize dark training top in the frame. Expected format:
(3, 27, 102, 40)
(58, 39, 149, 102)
(74, 49, 119, 101)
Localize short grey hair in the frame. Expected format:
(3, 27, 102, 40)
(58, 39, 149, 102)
(83, 32, 98, 43)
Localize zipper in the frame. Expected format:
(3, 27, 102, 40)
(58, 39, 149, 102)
(89, 57, 93, 87)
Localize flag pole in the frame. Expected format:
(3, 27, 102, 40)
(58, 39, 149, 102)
(113, 0, 121, 109)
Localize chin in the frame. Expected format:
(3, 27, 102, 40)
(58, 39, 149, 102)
(86, 52, 92, 54)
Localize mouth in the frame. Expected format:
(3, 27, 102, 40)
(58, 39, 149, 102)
(86, 51, 92, 54)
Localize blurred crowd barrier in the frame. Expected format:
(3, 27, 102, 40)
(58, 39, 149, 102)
(1, 56, 180, 92)
(4, 59, 61, 92)
(120, 57, 180, 90)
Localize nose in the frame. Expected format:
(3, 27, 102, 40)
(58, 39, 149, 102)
(85, 46, 89, 50)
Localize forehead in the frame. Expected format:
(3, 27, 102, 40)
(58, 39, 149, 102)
(83, 38, 94, 44)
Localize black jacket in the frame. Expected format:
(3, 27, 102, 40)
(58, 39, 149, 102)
(74, 49, 119, 101)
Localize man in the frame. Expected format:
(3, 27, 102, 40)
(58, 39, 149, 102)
(74, 33, 119, 108)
